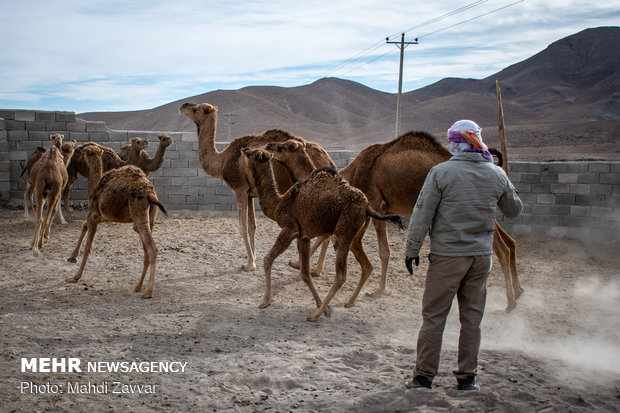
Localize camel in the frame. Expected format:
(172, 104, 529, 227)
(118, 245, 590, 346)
(119, 134, 173, 176)
(276, 132, 522, 311)
(179, 102, 333, 271)
(62, 142, 128, 221)
(23, 134, 67, 221)
(241, 147, 404, 321)
(30, 140, 76, 256)
(66, 145, 169, 298)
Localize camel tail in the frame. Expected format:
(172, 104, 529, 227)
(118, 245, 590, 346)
(148, 194, 170, 218)
(20, 166, 27, 177)
(489, 148, 504, 168)
(367, 208, 405, 230)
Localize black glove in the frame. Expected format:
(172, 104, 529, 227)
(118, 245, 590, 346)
(405, 256, 420, 275)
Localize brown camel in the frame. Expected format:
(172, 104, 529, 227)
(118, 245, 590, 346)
(242, 147, 404, 321)
(67, 145, 169, 298)
(23, 133, 66, 220)
(119, 134, 173, 176)
(179, 102, 332, 271)
(30, 140, 76, 256)
(277, 132, 522, 311)
(62, 142, 128, 221)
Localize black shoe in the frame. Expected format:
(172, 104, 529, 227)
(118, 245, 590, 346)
(456, 375, 480, 391)
(404, 375, 432, 389)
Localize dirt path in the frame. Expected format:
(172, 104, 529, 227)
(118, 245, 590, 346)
(1, 208, 619, 412)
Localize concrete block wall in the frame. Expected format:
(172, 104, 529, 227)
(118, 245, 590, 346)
(1, 109, 619, 243)
(495, 161, 620, 243)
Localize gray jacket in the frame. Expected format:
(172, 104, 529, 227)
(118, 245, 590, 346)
(405, 152, 522, 258)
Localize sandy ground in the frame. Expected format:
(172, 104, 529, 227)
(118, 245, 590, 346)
(1, 207, 619, 412)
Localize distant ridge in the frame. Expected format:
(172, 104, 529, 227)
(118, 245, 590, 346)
(80, 27, 620, 158)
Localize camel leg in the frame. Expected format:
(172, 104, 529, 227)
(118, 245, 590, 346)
(62, 174, 77, 222)
(235, 192, 256, 271)
(134, 223, 158, 299)
(68, 221, 89, 263)
(41, 193, 61, 243)
(261, 229, 296, 309)
(345, 225, 374, 308)
(493, 230, 516, 312)
(311, 237, 330, 277)
(247, 196, 257, 258)
(307, 236, 351, 322)
(24, 181, 32, 219)
(297, 237, 324, 309)
(56, 199, 67, 225)
(67, 220, 99, 283)
(288, 235, 329, 275)
(133, 207, 159, 297)
(31, 196, 45, 256)
(366, 219, 390, 298)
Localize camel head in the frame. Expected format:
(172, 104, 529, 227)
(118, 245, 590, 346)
(265, 140, 306, 164)
(82, 144, 104, 161)
(241, 147, 273, 164)
(60, 140, 77, 164)
(157, 134, 174, 148)
(129, 137, 149, 151)
(180, 102, 218, 125)
(50, 133, 64, 149)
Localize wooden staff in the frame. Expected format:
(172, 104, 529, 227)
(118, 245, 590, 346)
(496, 80, 510, 177)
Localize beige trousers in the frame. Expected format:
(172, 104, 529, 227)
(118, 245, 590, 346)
(414, 253, 491, 381)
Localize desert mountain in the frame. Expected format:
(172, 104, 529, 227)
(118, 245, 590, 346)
(80, 27, 620, 158)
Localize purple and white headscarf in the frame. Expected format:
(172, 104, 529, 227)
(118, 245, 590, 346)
(447, 120, 493, 162)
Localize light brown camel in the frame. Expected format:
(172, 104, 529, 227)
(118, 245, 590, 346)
(119, 134, 173, 176)
(30, 140, 76, 256)
(67, 145, 169, 298)
(242, 147, 404, 321)
(179, 102, 333, 271)
(23, 133, 66, 220)
(62, 142, 128, 221)
(277, 132, 522, 311)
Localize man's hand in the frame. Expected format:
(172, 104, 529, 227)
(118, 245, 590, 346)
(405, 256, 420, 275)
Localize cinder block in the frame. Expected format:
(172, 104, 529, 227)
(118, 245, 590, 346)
(14, 111, 35, 122)
(568, 184, 590, 195)
(550, 183, 571, 194)
(35, 112, 55, 122)
(600, 174, 620, 185)
(518, 173, 540, 184)
(89, 132, 108, 142)
(570, 205, 591, 217)
(555, 194, 575, 205)
(578, 174, 600, 184)
(181, 132, 197, 142)
(0, 110, 15, 120)
(575, 194, 604, 207)
(539, 173, 558, 183)
(536, 193, 555, 204)
(0, 119, 5, 130)
(558, 173, 578, 184)
(509, 163, 530, 173)
(5, 120, 25, 131)
(46, 122, 67, 131)
(7, 131, 28, 141)
(67, 120, 87, 132)
(176, 168, 198, 177)
(588, 163, 611, 173)
(56, 112, 76, 122)
(28, 131, 51, 141)
(591, 207, 613, 218)
(531, 183, 550, 194)
(86, 121, 107, 132)
(170, 177, 188, 186)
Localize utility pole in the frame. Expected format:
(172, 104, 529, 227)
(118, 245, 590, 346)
(222, 113, 237, 141)
(386, 33, 418, 138)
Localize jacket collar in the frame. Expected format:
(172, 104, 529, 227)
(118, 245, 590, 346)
(450, 152, 492, 163)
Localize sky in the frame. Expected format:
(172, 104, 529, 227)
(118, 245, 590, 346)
(1, 0, 619, 113)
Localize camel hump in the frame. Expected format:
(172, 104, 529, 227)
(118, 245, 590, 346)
(311, 166, 339, 177)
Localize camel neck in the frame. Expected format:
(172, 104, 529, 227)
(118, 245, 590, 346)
(288, 151, 316, 181)
(144, 143, 166, 172)
(86, 157, 103, 197)
(251, 161, 283, 220)
(196, 113, 223, 178)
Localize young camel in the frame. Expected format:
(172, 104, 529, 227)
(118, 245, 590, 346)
(23, 133, 68, 222)
(296, 132, 522, 311)
(241, 147, 404, 321)
(180, 102, 333, 271)
(62, 142, 128, 221)
(30, 140, 76, 256)
(66, 145, 169, 298)
(119, 134, 174, 176)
